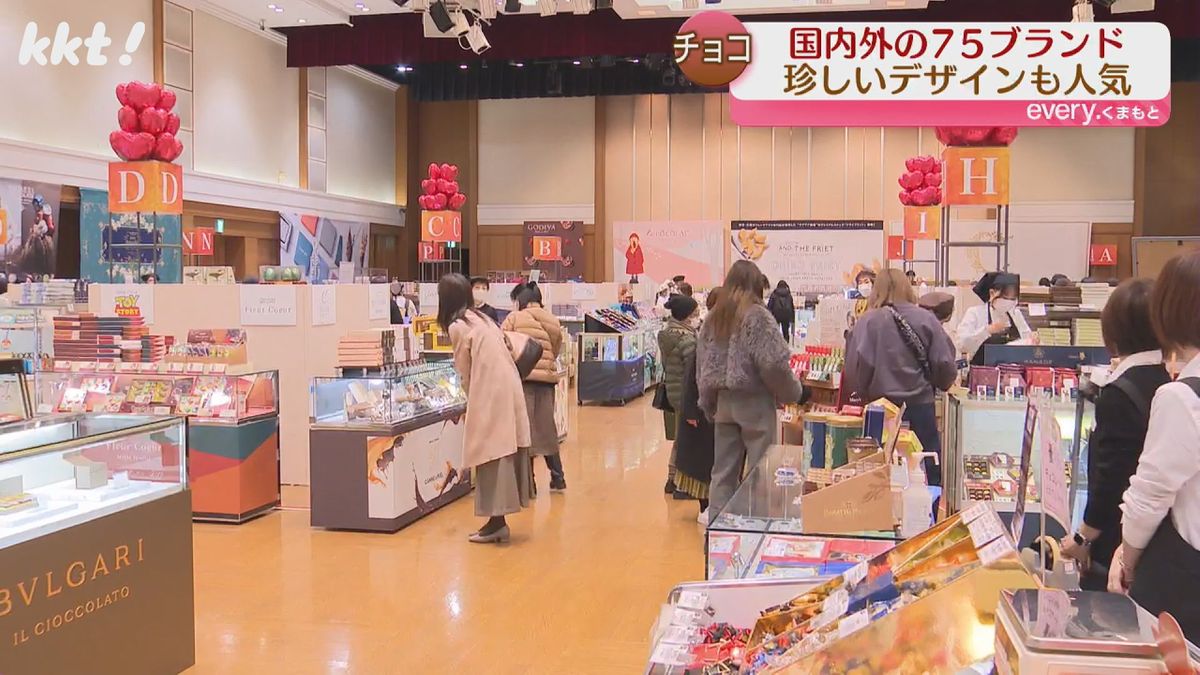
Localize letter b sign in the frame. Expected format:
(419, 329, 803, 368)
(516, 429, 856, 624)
(532, 236, 562, 261)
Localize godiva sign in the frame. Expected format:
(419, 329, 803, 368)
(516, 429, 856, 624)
(0, 490, 194, 675)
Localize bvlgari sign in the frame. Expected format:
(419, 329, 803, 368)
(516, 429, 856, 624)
(0, 490, 195, 674)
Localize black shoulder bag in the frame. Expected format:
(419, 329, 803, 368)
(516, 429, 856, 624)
(885, 305, 932, 381)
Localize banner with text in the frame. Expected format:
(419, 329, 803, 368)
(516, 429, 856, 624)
(79, 188, 182, 283)
(522, 221, 585, 282)
(0, 179, 62, 278)
(612, 221, 724, 290)
(730, 220, 884, 293)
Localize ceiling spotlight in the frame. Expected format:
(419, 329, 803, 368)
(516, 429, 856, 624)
(537, 0, 556, 15)
(504, 0, 521, 10)
(356, 1, 372, 8)
(464, 23, 491, 53)
(594, 0, 612, 8)
(477, 0, 498, 20)
(427, 0, 456, 32)
(267, 3, 278, 8)
(572, 0, 591, 14)
(513, 61, 525, 67)
(459, 63, 469, 70)
(272, 5, 284, 11)
(297, 17, 307, 22)
(572, 59, 581, 65)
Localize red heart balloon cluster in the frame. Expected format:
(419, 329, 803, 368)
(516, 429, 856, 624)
(935, 126, 1019, 147)
(418, 162, 466, 211)
(898, 155, 942, 206)
(109, 81, 183, 163)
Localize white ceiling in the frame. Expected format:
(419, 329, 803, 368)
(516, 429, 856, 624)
(197, 0, 936, 27)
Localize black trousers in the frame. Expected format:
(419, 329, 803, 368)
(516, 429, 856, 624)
(1131, 514, 1200, 644)
(902, 401, 942, 487)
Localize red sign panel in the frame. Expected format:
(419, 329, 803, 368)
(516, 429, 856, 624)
(418, 241, 446, 262)
(886, 235, 912, 261)
(1090, 244, 1118, 266)
(182, 226, 214, 256)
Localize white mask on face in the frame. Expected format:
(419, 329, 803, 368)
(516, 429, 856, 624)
(472, 289, 487, 306)
(992, 297, 1018, 315)
(857, 283, 873, 297)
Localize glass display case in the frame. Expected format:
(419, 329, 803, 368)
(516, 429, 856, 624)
(0, 413, 195, 675)
(707, 444, 900, 581)
(310, 362, 465, 429)
(0, 306, 60, 415)
(944, 391, 1093, 534)
(39, 368, 279, 423)
(309, 362, 470, 532)
(0, 413, 186, 550)
(577, 319, 661, 405)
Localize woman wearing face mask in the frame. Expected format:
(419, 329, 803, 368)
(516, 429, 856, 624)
(956, 272, 1022, 366)
(389, 281, 417, 325)
(850, 270, 876, 299)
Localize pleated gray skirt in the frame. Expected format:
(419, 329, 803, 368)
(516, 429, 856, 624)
(474, 447, 532, 517)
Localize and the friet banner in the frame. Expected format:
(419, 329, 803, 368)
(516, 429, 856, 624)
(730, 220, 884, 293)
(611, 221, 724, 289)
(0, 179, 62, 278)
(523, 221, 584, 282)
(79, 188, 182, 283)
(279, 212, 369, 283)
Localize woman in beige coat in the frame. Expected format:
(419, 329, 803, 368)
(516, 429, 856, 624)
(440, 274, 532, 544)
(502, 282, 566, 493)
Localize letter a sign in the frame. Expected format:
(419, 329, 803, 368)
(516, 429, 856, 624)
(1089, 244, 1118, 266)
(107, 161, 184, 214)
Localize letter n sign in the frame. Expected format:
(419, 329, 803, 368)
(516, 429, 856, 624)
(182, 227, 214, 256)
(531, 236, 562, 261)
(107, 161, 184, 214)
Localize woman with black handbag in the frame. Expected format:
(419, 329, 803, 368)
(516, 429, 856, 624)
(657, 294, 699, 497)
(844, 268, 958, 487)
(674, 291, 720, 523)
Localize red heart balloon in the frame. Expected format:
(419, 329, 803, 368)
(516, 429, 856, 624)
(448, 193, 466, 210)
(916, 155, 937, 174)
(935, 127, 953, 145)
(165, 112, 180, 135)
(443, 164, 459, 180)
(898, 190, 913, 206)
(923, 171, 942, 188)
(931, 187, 943, 204)
(421, 179, 436, 195)
(126, 81, 162, 110)
(109, 130, 155, 161)
(117, 105, 140, 132)
(444, 180, 459, 196)
(989, 127, 1019, 146)
(431, 193, 447, 210)
(116, 83, 130, 106)
(905, 157, 921, 172)
(154, 132, 183, 162)
(439, 163, 452, 178)
(428, 162, 441, 180)
(961, 127, 992, 145)
(139, 107, 168, 135)
(435, 178, 450, 194)
(417, 195, 430, 210)
(158, 89, 177, 112)
(899, 171, 924, 190)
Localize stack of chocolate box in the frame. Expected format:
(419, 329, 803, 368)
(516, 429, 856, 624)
(53, 313, 168, 363)
(336, 329, 396, 368)
(141, 335, 169, 362)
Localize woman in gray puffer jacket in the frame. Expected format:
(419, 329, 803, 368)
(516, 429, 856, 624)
(698, 260, 805, 517)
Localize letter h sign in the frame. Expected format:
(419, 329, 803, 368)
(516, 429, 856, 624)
(942, 147, 1010, 206)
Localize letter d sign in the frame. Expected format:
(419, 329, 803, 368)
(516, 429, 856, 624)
(107, 161, 184, 214)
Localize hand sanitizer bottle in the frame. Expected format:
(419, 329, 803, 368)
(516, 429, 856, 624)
(900, 453, 940, 538)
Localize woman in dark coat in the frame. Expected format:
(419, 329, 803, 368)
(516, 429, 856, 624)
(766, 280, 796, 342)
(674, 289, 719, 523)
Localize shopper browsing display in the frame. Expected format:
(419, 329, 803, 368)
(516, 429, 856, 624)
(439, 274, 532, 544)
(502, 281, 566, 494)
(1111, 251, 1200, 642)
(673, 290, 720, 523)
(389, 281, 417, 324)
(698, 260, 804, 517)
(469, 276, 500, 323)
(956, 272, 1023, 366)
(1059, 279, 1169, 590)
(766, 280, 796, 342)
(658, 294, 699, 497)
(844, 268, 957, 486)
(848, 269, 875, 299)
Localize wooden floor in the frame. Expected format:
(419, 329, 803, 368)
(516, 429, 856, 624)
(188, 395, 704, 674)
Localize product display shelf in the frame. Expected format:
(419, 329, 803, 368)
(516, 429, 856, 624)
(0, 413, 194, 674)
(943, 391, 1093, 540)
(38, 368, 281, 523)
(576, 315, 661, 405)
(707, 444, 901, 581)
(0, 306, 62, 416)
(308, 361, 470, 532)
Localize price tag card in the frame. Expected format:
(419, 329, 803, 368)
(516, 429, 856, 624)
(168, 362, 186, 373)
(649, 642, 690, 666)
(967, 511, 1006, 549)
(35, 403, 52, 415)
(219, 409, 238, 419)
(675, 591, 709, 611)
(96, 362, 115, 373)
(117, 363, 138, 373)
(844, 561, 868, 588)
(660, 624, 699, 645)
(152, 406, 172, 415)
(208, 363, 227, 374)
(69, 362, 84, 373)
(137, 363, 156, 373)
(960, 501, 990, 524)
(1028, 303, 1047, 317)
(838, 609, 870, 639)
(186, 363, 205, 374)
(669, 606, 704, 627)
(53, 360, 69, 372)
(822, 588, 849, 618)
(977, 537, 1014, 567)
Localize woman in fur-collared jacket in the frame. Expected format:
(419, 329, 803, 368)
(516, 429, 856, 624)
(697, 260, 805, 518)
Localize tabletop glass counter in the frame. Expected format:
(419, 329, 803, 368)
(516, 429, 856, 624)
(310, 362, 466, 430)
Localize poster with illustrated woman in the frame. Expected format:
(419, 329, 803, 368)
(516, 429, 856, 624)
(625, 232, 645, 283)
